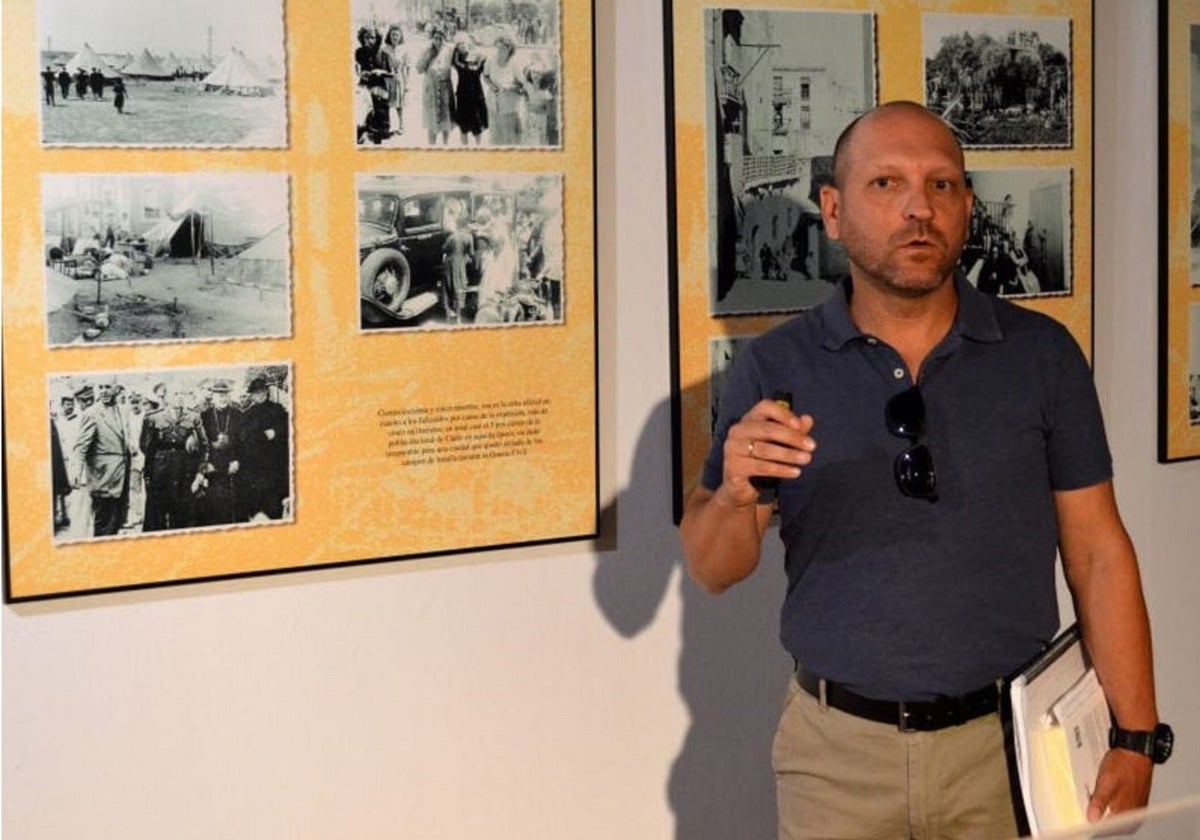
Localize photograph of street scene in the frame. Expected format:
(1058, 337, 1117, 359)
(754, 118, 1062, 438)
(358, 172, 563, 330)
(352, 0, 560, 148)
(705, 8, 875, 317)
(924, 13, 1072, 149)
(37, 0, 287, 147)
(960, 168, 1071, 298)
(49, 363, 293, 544)
(42, 172, 291, 346)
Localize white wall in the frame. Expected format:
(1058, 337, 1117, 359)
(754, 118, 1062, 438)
(2, 2, 1196, 838)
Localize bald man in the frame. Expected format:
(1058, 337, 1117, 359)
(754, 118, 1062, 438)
(680, 101, 1164, 839)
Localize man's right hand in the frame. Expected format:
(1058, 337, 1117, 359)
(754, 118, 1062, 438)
(714, 397, 817, 509)
(680, 398, 816, 594)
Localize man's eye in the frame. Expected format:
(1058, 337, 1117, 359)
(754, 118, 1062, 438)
(871, 177, 893, 188)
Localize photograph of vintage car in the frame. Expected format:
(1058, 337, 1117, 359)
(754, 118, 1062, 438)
(357, 172, 563, 331)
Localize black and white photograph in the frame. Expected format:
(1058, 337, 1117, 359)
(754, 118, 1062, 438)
(42, 172, 291, 346)
(960, 167, 1072, 299)
(708, 334, 753, 436)
(37, 0, 287, 147)
(358, 172, 563, 330)
(351, 0, 561, 148)
(49, 363, 294, 544)
(1190, 24, 1200, 286)
(705, 8, 875, 317)
(923, 13, 1072, 149)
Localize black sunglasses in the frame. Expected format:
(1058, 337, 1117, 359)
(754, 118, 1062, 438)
(885, 386, 938, 502)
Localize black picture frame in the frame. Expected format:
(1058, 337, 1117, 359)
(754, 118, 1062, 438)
(1157, 0, 1200, 462)
(2, 0, 599, 602)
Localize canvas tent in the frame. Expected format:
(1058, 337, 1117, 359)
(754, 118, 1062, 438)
(143, 183, 284, 259)
(142, 211, 265, 259)
(143, 212, 207, 258)
(181, 55, 214, 75)
(122, 49, 172, 80)
(233, 224, 288, 287)
(65, 43, 122, 80)
(201, 50, 273, 95)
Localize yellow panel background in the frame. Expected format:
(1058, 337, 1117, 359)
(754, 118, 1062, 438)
(2, 0, 598, 599)
(670, 0, 1094, 503)
(1164, 0, 1200, 460)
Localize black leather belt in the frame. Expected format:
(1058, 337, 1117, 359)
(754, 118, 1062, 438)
(796, 667, 1000, 732)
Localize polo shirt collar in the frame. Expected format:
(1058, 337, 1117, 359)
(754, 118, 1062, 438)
(817, 273, 1004, 351)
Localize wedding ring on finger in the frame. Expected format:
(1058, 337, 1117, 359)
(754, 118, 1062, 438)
(748, 440, 756, 458)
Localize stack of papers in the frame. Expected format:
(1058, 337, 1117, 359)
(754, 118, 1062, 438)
(1008, 625, 1110, 835)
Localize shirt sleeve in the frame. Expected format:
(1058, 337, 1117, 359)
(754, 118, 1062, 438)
(1045, 324, 1114, 491)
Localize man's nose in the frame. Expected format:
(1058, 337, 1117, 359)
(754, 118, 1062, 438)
(902, 187, 935, 221)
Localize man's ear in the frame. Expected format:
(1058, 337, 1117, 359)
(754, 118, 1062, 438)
(819, 184, 841, 240)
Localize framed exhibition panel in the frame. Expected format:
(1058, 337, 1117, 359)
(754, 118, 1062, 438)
(1, 0, 598, 601)
(1158, 0, 1200, 462)
(665, 0, 1094, 519)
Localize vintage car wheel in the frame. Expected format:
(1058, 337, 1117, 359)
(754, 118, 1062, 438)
(360, 248, 411, 308)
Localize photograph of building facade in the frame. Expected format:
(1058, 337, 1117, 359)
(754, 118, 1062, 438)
(706, 8, 874, 316)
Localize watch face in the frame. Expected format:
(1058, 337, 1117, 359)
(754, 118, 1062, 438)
(1154, 723, 1175, 763)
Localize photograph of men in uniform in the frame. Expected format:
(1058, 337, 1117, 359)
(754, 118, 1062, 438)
(140, 382, 206, 533)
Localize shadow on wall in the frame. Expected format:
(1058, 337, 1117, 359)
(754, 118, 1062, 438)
(593, 390, 792, 840)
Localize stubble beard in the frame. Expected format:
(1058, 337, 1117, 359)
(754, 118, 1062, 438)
(840, 224, 963, 299)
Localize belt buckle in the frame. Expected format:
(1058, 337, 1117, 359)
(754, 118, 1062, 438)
(898, 701, 916, 733)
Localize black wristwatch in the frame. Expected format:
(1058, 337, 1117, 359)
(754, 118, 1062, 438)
(1109, 722, 1174, 764)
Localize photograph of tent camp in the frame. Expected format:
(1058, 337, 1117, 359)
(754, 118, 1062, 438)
(42, 172, 292, 346)
(37, 0, 287, 147)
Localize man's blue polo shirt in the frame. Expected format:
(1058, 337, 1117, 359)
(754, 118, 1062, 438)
(701, 275, 1112, 701)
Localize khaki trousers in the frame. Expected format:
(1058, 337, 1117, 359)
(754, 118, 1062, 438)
(773, 676, 1019, 840)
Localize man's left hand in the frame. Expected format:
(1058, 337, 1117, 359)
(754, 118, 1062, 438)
(1087, 748, 1153, 822)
